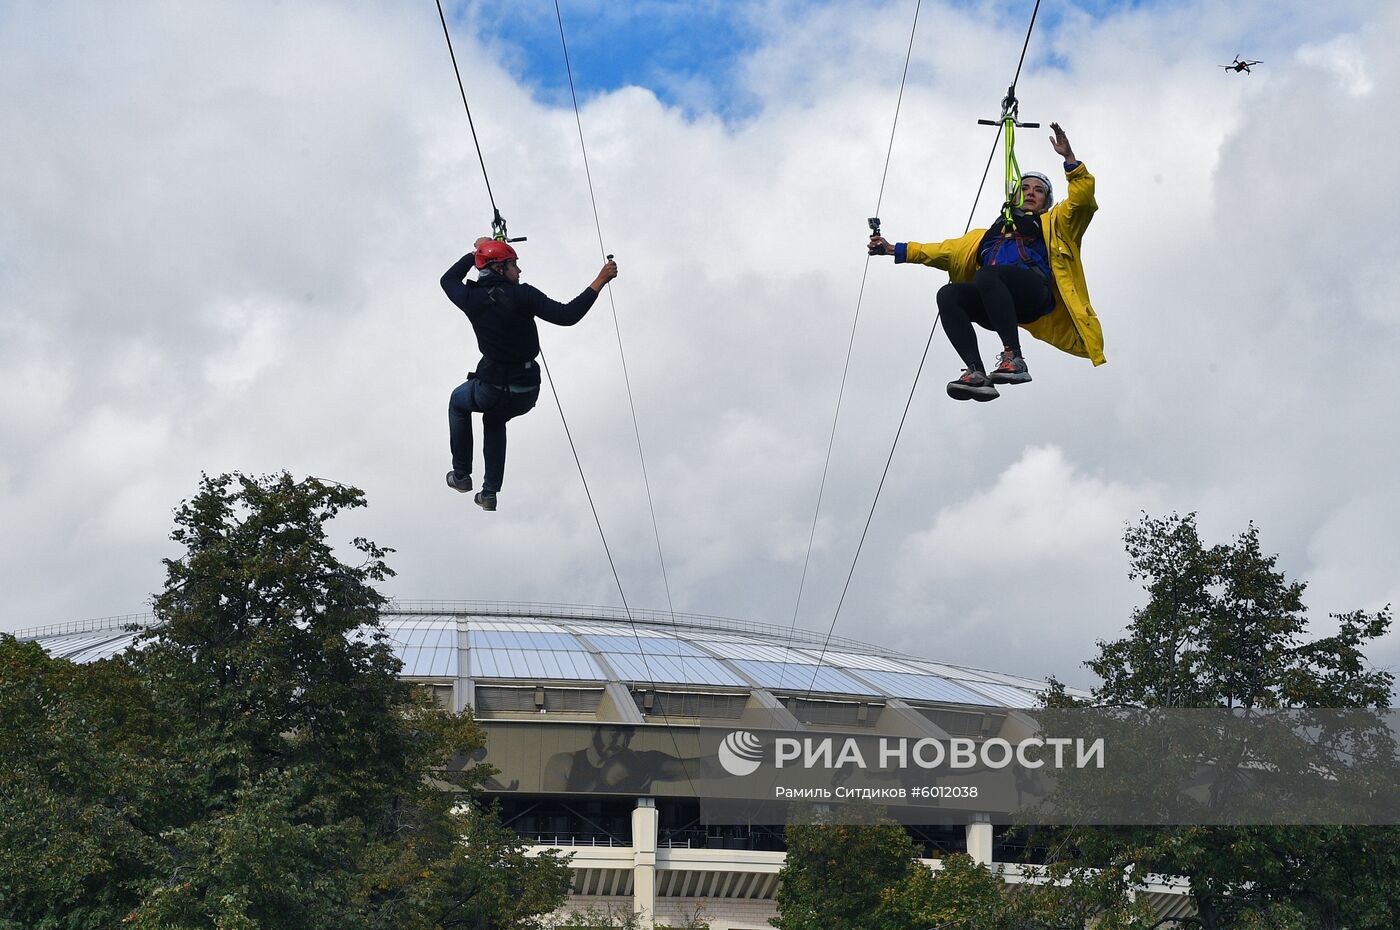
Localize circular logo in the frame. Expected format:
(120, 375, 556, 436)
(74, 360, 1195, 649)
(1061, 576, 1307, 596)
(718, 730, 765, 776)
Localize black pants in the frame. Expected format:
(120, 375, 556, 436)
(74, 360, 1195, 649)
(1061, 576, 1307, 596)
(448, 378, 540, 493)
(935, 265, 1053, 372)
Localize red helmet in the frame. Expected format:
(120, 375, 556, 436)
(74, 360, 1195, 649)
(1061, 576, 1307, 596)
(474, 239, 518, 270)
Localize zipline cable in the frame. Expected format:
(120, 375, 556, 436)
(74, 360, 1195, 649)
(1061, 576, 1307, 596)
(800, 0, 1043, 698)
(538, 347, 705, 797)
(536, 348, 638, 622)
(547, 0, 702, 798)
(552, 0, 679, 627)
(434, 0, 497, 215)
(776, 0, 924, 694)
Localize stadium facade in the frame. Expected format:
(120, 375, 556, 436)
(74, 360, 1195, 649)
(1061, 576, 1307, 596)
(22, 602, 1193, 928)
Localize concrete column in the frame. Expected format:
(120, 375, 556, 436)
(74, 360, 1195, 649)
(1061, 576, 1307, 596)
(965, 814, 993, 866)
(632, 798, 658, 928)
(454, 621, 471, 713)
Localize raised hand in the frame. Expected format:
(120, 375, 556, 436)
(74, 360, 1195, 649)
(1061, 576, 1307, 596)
(591, 258, 618, 290)
(1049, 122, 1076, 163)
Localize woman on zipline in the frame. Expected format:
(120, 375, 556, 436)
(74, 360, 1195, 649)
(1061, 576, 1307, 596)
(868, 123, 1103, 402)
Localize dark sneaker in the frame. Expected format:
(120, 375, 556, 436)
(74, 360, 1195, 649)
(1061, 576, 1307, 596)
(946, 369, 1000, 402)
(474, 491, 497, 512)
(446, 471, 472, 493)
(988, 350, 1032, 384)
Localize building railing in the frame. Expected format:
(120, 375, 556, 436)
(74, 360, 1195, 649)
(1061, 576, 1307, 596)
(14, 613, 158, 640)
(16, 601, 1055, 695)
(16, 600, 893, 657)
(520, 833, 627, 847)
(383, 599, 902, 658)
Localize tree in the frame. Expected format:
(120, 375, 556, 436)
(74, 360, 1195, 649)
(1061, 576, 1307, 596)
(1090, 514, 1391, 710)
(771, 806, 918, 930)
(877, 852, 1007, 930)
(1043, 512, 1398, 930)
(774, 810, 1144, 930)
(0, 473, 572, 930)
(0, 636, 175, 930)
(547, 903, 709, 929)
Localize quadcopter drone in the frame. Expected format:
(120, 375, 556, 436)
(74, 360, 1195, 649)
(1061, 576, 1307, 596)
(1222, 55, 1262, 74)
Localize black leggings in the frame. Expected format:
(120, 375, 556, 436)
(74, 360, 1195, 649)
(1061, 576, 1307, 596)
(935, 265, 1053, 371)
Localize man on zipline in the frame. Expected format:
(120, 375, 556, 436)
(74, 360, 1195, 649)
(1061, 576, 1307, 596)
(441, 239, 617, 510)
(868, 122, 1103, 401)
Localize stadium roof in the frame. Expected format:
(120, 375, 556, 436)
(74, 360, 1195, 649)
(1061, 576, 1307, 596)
(18, 600, 1075, 709)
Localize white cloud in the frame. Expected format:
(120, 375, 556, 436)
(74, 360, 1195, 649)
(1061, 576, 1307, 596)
(1297, 34, 1374, 97)
(2, 0, 1398, 691)
(883, 445, 1161, 680)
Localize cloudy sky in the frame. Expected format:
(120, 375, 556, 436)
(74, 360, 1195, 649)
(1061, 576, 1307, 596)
(3, 0, 1396, 691)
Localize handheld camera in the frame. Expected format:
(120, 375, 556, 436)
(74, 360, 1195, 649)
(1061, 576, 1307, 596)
(867, 217, 887, 255)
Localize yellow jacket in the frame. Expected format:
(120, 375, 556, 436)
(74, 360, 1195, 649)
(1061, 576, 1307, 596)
(902, 162, 1104, 365)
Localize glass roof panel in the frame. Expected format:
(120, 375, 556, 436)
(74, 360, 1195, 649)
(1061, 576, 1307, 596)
(812, 649, 922, 673)
(385, 626, 457, 677)
(730, 660, 878, 695)
(471, 648, 603, 680)
(59, 632, 140, 663)
(394, 646, 457, 678)
(37, 632, 101, 656)
(686, 633, 784, 644)
(383, 624, 453, 675)
(390, 626, 450, 647)
(851, 671, 997, 705)
(583, 634, 706, 656)
(25, 614, 1064, 700)
(469, 630, 585, 651)
(952, 668, 1049, 690)
(461, 620, 567, 633)
(599, 653, 746, 686)
(901, 659, 1003, 683)
(698, 641, 818, 663)
(955, 680, 1040, 708)
(559, 623, 669, 637)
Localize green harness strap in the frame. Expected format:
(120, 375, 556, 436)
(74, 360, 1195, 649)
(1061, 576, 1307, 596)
(1003, 117, 1024, 227)
(979, 85, 1037, 229)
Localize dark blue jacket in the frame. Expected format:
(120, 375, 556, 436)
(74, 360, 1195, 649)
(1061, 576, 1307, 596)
(441, 252, 599, 386)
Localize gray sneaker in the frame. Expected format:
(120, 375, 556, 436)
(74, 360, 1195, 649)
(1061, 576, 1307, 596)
(946, 369, 1000, 402)
(988, 349, 1032, 384)
(474, 491, 497, 512)
(446, 471, 472, 493)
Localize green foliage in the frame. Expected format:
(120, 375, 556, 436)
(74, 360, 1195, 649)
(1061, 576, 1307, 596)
(546, 903, 708, 929)
(1091, 512, 1392, 710)
(771, 806, 918, 930)
(0, 637, 174, 930)
(877, 853, 1006, 930)
(1044, 512, 1400, 930)
(774, 814, 1151, 930)
(549, 904, 644, 929)
(0, 473, 571, 930)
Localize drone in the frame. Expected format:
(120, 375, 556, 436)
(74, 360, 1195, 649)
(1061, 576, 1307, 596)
(1222, 56, 1262, 74)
